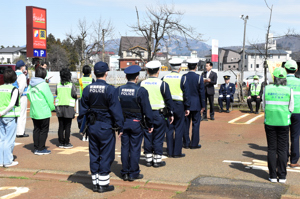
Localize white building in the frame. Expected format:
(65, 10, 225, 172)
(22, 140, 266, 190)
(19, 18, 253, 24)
(240, 34, 291, 72)
(0, 47, 27, 64)
(109, 55, 120, 70)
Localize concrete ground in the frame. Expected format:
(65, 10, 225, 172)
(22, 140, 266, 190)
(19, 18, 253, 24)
(1, 103, 300, 199)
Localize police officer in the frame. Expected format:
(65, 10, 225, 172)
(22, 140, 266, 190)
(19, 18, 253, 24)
(263, 67, 294, 183)
(140, 60, 174, 167)
(79, 61, 124, 193)
(218, 75, 235, 113)
(285, 60, 300, 168)
(183, 58, 205, 149)
(247, 75, 263, 114)
(162, 58, 190, 158)
(14, 60, 29, 138)
(117, 65, 153, 181)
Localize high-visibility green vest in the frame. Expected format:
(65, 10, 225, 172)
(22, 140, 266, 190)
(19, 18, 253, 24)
(163, 72, 183, 101)
(141, 78, 165, 110)
(55, 82, 75, 107)
(250, 83, 261, 96)
(79, 77, 93, 97)
(287, 75, 300, 114)
(0, 84, 20, 117)
(264, 85, 291, 126)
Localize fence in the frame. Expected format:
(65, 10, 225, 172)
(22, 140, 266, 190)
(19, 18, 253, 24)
(31, 70, 274, 85)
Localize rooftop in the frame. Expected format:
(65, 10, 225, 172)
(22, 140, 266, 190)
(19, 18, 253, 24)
(0, 47, 26, 53)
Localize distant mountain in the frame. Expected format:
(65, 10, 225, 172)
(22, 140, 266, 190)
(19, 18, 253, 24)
(105, 35, 211, 57)
(276, 36, 300, 52)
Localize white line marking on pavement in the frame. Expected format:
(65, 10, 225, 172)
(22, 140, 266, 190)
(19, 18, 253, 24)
(228, 114, 249, 124)
(14, 143, 22, 146)
(244, 114, 264, 124)
(0, 187, 29, 199)
(224, 159, 300, 173)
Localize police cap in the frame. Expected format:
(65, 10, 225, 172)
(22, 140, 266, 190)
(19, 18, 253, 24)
(124, 65, 141, 74)
(94, 61, 109, 74)
(186, 58, 199, 64)
(223, 75, 230, 80)
(16, 60, 25, 69)
(146, 60, 161, 69)
(169, 58, 183, 66)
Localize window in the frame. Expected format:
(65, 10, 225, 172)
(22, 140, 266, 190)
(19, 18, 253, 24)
(278, 55, 280, 59)
(256, 64, 259, 68)
(126, 51, 132, 57)
(7, 58, 10, 63)
(233, 65, 235, 68)
(127, 62, 132, 66)
(251, 55, 255, 59)
(228, 65, 231, 68)
(245, 65, 247, 68)
(245, 55, 247, 59)
(269, 54, 273, 59)
(259, 55, 262, 58)
(251, 64, 253, 68)
(140, 51, 144, 57)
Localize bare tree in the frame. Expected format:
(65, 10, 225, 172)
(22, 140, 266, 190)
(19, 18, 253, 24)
(66, 18, 115, 74)
(129, 4, 203, 63)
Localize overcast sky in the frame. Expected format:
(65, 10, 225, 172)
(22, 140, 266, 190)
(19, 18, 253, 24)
(1, 0, 299, 48)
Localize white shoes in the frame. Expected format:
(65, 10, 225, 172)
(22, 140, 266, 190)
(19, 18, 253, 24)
(4, 161, 18, 167)
(269, 178, 277, 183)
(82, 137, 89, 142)
(279, 179, 286, 184)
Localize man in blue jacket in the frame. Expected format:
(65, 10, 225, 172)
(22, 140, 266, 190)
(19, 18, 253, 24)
(218, 75, 235, 113)
(183, 58, 205, 149)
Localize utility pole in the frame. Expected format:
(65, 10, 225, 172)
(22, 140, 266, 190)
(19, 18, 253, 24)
(102, 29, 106, 62)
(240, 15, 249, 101)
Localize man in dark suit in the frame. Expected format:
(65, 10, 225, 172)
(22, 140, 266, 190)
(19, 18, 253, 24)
(183, 58, 205, 149)
(201, 62, 217, 120)
(218, 75, 235, 113)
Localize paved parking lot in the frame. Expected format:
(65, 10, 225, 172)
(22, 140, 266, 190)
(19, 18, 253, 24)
(1, 104, 300, 198)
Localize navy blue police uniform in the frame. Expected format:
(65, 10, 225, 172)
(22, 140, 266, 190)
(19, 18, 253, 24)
(117, 65, 153, 181)
(78, 62, 124, 193)
(183, 59, 205, 149)
(162, 59, 190, 157)
(140, 60, 174, 167)
(218, 76, 235, 112)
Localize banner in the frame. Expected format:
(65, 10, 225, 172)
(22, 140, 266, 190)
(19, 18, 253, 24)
(267, 61, 282, 80)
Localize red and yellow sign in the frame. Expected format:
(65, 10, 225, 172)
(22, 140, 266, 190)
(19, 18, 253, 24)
(33, 29, 46, 49)
(26, 6, 47, 57)
(32, 8, 46, 29)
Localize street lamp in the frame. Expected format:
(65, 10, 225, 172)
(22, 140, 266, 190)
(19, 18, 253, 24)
(240, 15, 248, 80)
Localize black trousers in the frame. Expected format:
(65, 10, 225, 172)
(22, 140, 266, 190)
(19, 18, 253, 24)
(247, 96, 261, 112)
(204, 93, 214, 118)
(32, 118, 50, 151)
(58, 117, 72, 145)
(287, 113, 300, 164)
(265, 124, 289, 179)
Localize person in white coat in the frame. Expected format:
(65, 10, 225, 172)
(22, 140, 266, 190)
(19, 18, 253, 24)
(14, 60, 29, 138)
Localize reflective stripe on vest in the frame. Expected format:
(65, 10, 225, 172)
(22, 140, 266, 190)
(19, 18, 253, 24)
(250, 83, 261, 96)
(79, 77, 93, 97)
(264, 85, 291, 126)
(13, 71, 28, 96)
(56, 82, 75, 107)
(287, 76, 300, 114)
(163, 72, 183, 101)
(141, 78, 165, 110)
(0, 85, 20, 117)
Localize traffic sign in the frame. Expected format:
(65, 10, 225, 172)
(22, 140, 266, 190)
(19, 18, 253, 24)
(33, 49, 46, 57)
